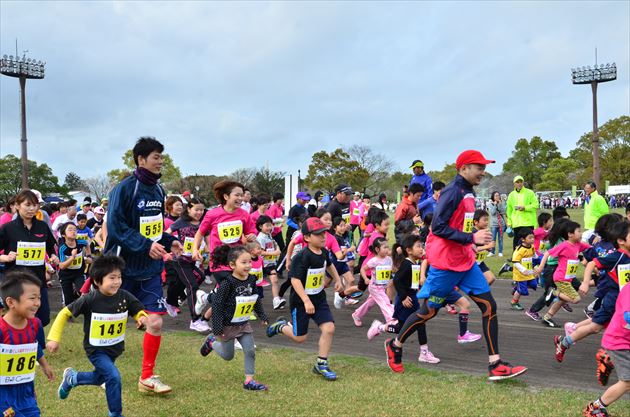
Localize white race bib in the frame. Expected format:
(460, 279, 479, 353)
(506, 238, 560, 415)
(232, 295, 258, 323)
(305, 267, 325, 295)
(139, 213, 163, 242)
(0, 342, 37, 385)
(89, 312, 127, 346)
(68, 251, 84, 270)
(217, 220, 243, 244)
(15, 241, 46, 266)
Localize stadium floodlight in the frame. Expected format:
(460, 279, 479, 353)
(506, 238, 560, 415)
(571, 56, 616, 188)
(1, 50, 46, 189)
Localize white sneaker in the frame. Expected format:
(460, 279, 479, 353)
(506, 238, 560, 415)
(367, 320, 383, 340)
(344, 297, 359, 306)
(273, 297, 286, 310)
(334, 292, 343, 309)
(194, 290, 208, 316)
(204, 275, 213, 285)
(234, 339, 243, 350)
(498, 253, 503, 257)
(164, 303, 179, 318)
(189, 319, 210, 333)
(487, 252, 494, 257)
(418, 348, 440, 364)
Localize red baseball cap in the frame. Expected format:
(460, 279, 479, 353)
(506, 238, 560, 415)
(455, 150, 495, 169)
(301, 217, 328, 235)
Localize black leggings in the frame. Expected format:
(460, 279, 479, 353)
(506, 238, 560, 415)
(279, 276, 292, 298)
(60, 273, 85, 306)
(173, 260, 204, 320)
(529, 266, 580, 313)
(387, 319, 427, 345)
(398, 292, 499, 356)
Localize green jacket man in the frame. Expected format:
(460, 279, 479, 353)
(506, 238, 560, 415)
(506, 175, 538, 229)
(583, 181, 609, 231)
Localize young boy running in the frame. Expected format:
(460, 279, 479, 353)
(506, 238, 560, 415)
(0, 271, 54, 417)
(266, 217, 344, 380)
(384, 150, 527, 380)
(47, 256, 148, 417)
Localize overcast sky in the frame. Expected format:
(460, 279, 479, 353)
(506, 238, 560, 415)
(1, 1, 628, 182)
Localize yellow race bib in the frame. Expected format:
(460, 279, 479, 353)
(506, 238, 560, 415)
(139, 214, 163, 242)
(231, 295, 259, 323)
(251, 267, 263, 285)
(217, 220, 243, 244)
(618, 264, 630, 290)
(15, 241, 45, 267)
(375, 265, 392, 285)
(565, 260, 579, 279)
(183, 237, 195, 257)
(68, 252, 84, 270)
(305, 267, 325, 295)
(521, 257, 533, 271)
(463, 212, 474, 233)
(475, 251, 488, 264)
(76, 233, 89, 242)
(89, 312, 127, 346)
(411, 264, 420, 290)
(0, 342, 37, 385)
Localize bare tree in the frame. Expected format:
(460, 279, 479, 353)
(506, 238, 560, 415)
(228, 168, 257, 189)
(82, 175, 115, 202)
(345, 145, 393, 193)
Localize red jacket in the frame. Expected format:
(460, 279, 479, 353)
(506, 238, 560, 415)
(394, 196, 418, 225)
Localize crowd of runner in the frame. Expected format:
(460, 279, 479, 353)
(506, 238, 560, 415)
(0, 137, 628, 417)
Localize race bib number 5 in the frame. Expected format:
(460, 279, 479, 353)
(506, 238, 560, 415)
(89, 312, 127, 346)
(140, 214, 163, 242)
(232, 295, 259, 323)
(0, 343, 37, 385)
(16, 241, 45, 266)
(618, 264, 630, 290)
(217, 220, 243, 244)
(183, 237, 195, 257)
(305, 267, 325, 295)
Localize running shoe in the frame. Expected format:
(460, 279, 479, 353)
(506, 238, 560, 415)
(313, 362, 337, 381)
(367, 320, 383, 340)
(333, 292, 343, 310)
(272, 297, 286, 310)
(351, 312, 362, 327)
(554, 335, 567, 363)
(487, 361, 527, 381)
(584, 307, 595, 319)
(243, 380, 269, 391)
(266, 318, 287, 338)
(498, 253, 503, 257)
(349, 291, 364, 299)
(564, 322, 577, 337)
(344, 297, 359, 306)
(583, 402, 609, 417)
(58, 367, 77, 400)
(418, 349, 440, 364)
(542, 316, 559, 327)
(510, 302, 524, 311)
(498, 263, 512, 276)
(260, 279, 270, 287)
(457, 331, 482, 344)
(562, 303, 573, 313)
(138, 375, 172, 394)
(595, 348, 615, 386)
(189, 319, 210, 333)
(200, 335, 215, 357)
(487, 252, 494, 257)
(525, 309, 542, 321)
(384, 338, 404, 373)
(194, 290, 209, 316)
(164, 303, 179, 318)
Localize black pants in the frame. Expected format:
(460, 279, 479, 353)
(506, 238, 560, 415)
(173, 259, 204, 320)
(274, 233, 287, 274)
(60, 272, 85, 306)
(530, 266, 581, 313)
(165, 261, 186, 307)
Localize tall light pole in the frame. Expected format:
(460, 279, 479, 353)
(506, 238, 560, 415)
(571, 60, 616, 188)
(1, 51, 46, 189)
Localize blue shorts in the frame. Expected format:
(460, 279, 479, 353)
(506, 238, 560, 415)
(121, 276, 166, 314)
(1, 383, 40, 417)
(514, 279, 538, 296)
(591, 289, 619, 325)
(331, 259, 350, 275)
(418, 265, 490, 309)
(291, 298, 334, 337)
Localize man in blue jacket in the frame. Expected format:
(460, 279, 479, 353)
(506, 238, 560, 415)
(105, 137, 181, 395)
(409, 160, 433, 202)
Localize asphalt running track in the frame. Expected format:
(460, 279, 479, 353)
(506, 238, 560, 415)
(47, 279, 628, 395)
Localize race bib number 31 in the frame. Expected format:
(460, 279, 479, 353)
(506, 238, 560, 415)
(0, 343, 37, 385)
(565, 260, 579, 279)
(305, 267, 325, 295)
(89, 312, 127, 346)
(16, 241, 45, 266)
(217, 220, 243, 244)
(618, 264, 630, 290)
(140, 214, 163, 242)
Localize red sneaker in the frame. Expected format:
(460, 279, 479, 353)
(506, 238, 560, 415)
(488, 361, 527, 381)
(554, 335, 567, 363)
(595, 348, 615, 386)
(384, 339, 404, 373)
(583, 402, 610, 417)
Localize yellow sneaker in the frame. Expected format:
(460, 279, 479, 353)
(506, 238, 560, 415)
(138, 375, 172, 394)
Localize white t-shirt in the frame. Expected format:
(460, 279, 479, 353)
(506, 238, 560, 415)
(52, 213, 78, 235)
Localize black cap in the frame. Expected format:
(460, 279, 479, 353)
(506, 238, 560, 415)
(334, 184, 353, 195)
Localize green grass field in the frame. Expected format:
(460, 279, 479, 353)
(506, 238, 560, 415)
(36, 323, 630, 417)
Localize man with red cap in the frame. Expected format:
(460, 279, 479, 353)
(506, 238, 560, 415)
(385, 150, 527, 380)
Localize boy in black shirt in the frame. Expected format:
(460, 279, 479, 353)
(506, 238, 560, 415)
(266, 217, 343, 380)
(58, 222, 92, 306)
(47, 256, 147, 417)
